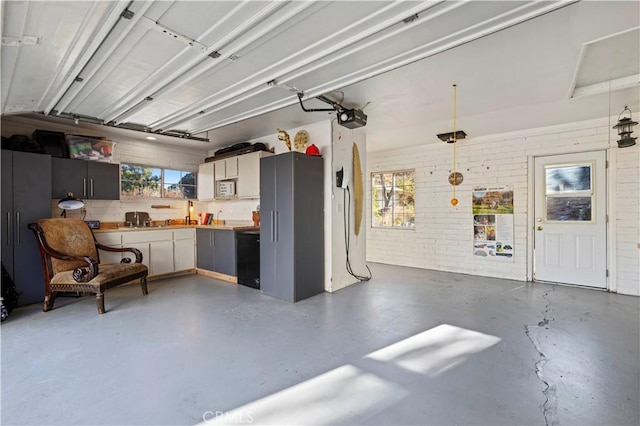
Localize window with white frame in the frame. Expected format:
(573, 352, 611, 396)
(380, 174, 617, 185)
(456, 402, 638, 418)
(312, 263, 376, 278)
(371, 170, 415, 228)
(120, 163, 197, 199)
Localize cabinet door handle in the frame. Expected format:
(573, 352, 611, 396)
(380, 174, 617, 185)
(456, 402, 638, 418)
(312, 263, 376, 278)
(270, 211, 274, 242)
(6, 211, 11, 245)
(15, 212, 20, 245)
(212, 231, 215, 247)
(83, 178, 87, 197)
(90, 179, 94, 197)
(274, 211, 278, 242)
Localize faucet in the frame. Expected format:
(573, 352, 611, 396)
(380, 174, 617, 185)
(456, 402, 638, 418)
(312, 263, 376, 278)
(133, 211, 139, 227)
(216, 210, 223, 223)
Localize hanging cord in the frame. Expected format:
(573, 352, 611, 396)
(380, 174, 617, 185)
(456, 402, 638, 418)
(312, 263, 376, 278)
(343, 186, 372, 281)
(452, 84, 457, 203)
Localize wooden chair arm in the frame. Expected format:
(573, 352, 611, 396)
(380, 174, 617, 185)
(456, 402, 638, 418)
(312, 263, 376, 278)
(45, 249, 98, 282)
(95, 242, 143, 263)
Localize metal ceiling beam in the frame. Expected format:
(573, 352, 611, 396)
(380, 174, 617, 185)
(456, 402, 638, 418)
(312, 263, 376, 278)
(41, 1, 128, 116)
(188, 1, 578, 135)
(120, 0, 318, 127)
(148, 0, 445, 132)
(53, 1, 155, 116)
(306, 1, 574, 98)
(101, 0, 291, 124)
(1, 0, 30, 114)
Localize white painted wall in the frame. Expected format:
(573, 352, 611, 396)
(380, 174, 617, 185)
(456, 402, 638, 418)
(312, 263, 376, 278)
(367, 117, 640, 295)
(330, 123, 368, 292)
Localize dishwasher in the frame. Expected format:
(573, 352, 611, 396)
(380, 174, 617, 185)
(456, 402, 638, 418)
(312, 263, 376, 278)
(236, 231, 260, 289)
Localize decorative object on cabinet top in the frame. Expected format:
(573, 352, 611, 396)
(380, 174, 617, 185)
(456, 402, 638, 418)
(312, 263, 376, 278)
(305, 144, 321, 156)
(294, 130, 309, 152)
(204, 142, 270, 162)
(277, 128, 291, 151)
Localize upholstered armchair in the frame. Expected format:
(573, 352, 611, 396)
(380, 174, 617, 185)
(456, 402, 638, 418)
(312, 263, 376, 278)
(29, 218, 148, 314)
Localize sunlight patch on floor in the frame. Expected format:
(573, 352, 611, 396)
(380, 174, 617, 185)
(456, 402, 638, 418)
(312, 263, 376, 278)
(197, 324, 500, 425)
(199, 365, 405, 425)
(366, 324, 502, 377)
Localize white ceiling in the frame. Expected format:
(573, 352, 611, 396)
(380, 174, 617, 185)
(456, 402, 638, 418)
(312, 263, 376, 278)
(1, 1, 638, 152)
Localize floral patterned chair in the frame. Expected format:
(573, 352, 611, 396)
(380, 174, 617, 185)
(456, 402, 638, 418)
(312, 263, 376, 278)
(29, 218, 148, 314)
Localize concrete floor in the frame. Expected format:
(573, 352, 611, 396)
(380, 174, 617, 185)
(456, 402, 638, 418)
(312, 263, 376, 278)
(1, 263, 638, 425)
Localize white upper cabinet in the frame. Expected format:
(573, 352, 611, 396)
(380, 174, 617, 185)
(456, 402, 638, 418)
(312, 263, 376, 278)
(215, 157, 238, 180)
(198, 162, 215, 201)
(200, 151, 273, 200)
(237, 151, 273, 199)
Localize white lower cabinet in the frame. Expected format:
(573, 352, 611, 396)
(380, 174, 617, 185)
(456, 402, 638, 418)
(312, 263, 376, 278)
(150, 241, 174, 275)
(95, 233, 123, 264)
(96, 229, 195, 277)
(123, 230, 172, 276)
(174, 228, 196, 272)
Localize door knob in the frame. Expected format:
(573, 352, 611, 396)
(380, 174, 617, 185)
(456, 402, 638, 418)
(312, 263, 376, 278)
(537, 226, 543, 231)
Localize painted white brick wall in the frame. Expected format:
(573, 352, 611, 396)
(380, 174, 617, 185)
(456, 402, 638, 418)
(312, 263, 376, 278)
(367, 117, 640, 295)
(614, 145, 640, 295)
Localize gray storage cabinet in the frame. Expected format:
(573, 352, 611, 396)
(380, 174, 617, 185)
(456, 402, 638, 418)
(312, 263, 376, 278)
(260, 152, 324, 302)
(52, 157, 120, 200)
(1, 150, 52, 305)
(196, 228, 236, 276)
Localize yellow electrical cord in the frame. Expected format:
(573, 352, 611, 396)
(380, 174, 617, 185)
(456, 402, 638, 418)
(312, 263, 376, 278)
(451, 84, 458, 206)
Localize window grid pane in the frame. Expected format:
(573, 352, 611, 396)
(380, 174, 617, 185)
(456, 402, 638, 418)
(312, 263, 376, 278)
(371, 170, 415, 229)
(545, 164, 592, 194)
(546, 196, 592, 221)
(121, 163, 197, 199)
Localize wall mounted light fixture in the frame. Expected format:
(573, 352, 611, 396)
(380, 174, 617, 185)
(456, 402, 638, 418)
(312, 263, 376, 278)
(58, 192, 85, 217)
(613, 106, 637, 148)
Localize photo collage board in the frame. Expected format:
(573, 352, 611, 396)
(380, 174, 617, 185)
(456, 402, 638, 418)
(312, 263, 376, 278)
(472, 185, 514, 262)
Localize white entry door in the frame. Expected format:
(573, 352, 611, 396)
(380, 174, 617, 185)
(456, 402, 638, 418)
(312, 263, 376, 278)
(534, 151, 607, 288)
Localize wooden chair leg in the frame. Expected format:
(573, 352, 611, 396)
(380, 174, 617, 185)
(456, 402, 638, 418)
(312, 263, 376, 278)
(96, 292, 105, 314)
(43, 292, 57, 312)
(141, 275, 148, 295)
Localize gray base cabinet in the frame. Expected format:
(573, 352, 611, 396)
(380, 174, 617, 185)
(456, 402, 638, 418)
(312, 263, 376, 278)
(52, 158, 119, 200)
(260, 152, 324, 302)
(1, 150, 52, 306)
(196, 228, 236, 276)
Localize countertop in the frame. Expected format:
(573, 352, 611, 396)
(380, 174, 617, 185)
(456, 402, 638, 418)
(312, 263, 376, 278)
(93, 221, 259, 233)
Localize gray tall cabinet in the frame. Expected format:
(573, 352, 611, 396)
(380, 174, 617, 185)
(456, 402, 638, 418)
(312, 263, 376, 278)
(260, 152, 324, 302)
(1, 150, 52, 305)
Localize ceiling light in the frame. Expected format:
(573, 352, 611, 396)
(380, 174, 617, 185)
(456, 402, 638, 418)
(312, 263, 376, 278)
(146, 136, 157, 140)
(437, 130, 467, 143)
